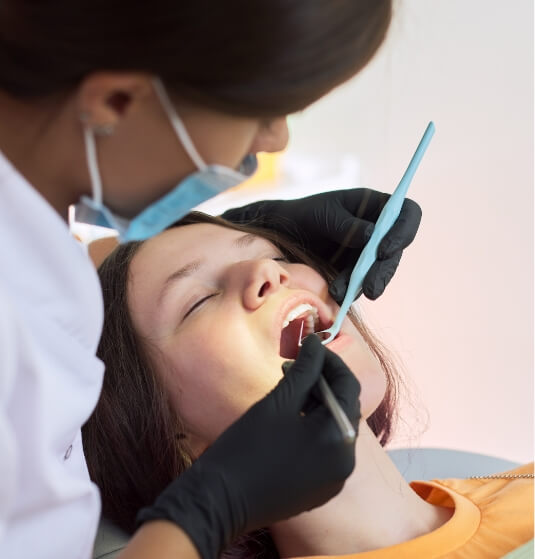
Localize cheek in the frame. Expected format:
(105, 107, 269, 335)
(160, 316, 283, 444)
(345, 352, 387, 418)
(335, 328, 388, 419)
(286, 264, 329, 296)
(356, 366, 388, 420)
(190, 116, 258, 168)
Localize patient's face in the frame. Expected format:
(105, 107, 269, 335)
(128, 223, 386, 452)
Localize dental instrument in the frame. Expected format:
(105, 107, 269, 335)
(293, 122, 435, 444)
(311, 121, 435, 345)
(317, 375, 356, 444)
(294, 322, 357, 444)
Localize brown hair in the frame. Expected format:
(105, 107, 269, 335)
(82, 212, 401, 557)
(0, 1, 391, 117)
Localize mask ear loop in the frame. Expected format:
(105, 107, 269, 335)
(152, 77, 208, 172)
(83, 125, 104, 207)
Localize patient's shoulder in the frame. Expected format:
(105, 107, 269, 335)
(435, 462, 533, 498)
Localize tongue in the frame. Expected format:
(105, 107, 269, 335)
(279, 318, 305, 359)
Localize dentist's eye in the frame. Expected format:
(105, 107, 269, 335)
(184, 293, 218, 320)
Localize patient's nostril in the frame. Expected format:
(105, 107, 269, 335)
(258, 281, 270, 297)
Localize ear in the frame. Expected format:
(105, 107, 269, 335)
(75, 72, 154, 129)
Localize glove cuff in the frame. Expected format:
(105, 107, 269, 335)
(136, 462, 245, 559)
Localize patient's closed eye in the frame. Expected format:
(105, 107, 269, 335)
(182, 255, 285, 320)
(184, 293, 218, 320)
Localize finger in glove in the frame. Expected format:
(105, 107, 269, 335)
(274, 335, 326, 412)
(362, 250, 403, 300)
(328, 213, 374, 255)
(328, 266, 355, 305)
(377, 198, 422, 259)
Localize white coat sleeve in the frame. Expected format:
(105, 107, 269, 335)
(0, 284, 18, 542)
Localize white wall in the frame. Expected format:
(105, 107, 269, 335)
(203, 0, 534, 463)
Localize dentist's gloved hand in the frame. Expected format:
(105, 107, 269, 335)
(222, 188, 422, 302)
(136, 335, 360, 559)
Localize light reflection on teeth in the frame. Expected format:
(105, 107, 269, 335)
(282, 303, 319, 329)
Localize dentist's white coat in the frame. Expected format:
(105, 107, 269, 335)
(0, 151, 104, 559)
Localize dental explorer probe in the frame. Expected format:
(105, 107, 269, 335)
(316, 365, 357, 444)
(294, 122, 435, 444)
(313, 121, 435, 344)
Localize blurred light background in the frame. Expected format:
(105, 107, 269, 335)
(74, 0, 533, 463)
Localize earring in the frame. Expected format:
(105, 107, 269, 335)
(79, 112, 115, 136)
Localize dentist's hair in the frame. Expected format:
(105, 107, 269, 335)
(0, 0, 391, 117)
(82, 212, 402, 557)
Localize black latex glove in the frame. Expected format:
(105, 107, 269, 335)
(222, 188, 422, 302)
(136, 335, 360, 559)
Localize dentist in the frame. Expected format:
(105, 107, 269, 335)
(0, 1, 421, 559)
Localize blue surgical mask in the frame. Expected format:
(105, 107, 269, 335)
(75, 77, 258, 241)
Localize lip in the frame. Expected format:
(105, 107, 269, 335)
(272, 292, 335, 352)
(324, 332, 352, 354)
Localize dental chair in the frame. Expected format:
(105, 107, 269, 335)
(92, 447, 521, 559)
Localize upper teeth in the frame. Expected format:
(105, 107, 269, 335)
(282, 303, 319, 328)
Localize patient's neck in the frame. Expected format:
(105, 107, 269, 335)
(269, 421, 452, 557)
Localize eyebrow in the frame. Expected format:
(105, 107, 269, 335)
(232, 233, 258, 248)
(156, 234, 260, 307)
(157, 259, 202, 307)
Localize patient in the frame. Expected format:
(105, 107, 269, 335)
(83, 212, 533, 558)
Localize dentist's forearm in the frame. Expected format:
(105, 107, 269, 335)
(118, 521, 200, 559)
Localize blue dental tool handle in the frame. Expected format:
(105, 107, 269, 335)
(321, 121, 435, 344)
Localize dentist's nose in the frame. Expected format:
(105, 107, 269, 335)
(239, 259, 290, 310)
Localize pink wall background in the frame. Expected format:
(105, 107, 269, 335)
(289, 0, 534, 463)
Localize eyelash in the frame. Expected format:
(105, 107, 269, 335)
(183, 293, 218, 320)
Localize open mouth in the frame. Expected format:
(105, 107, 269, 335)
(279, 303, 333, 359)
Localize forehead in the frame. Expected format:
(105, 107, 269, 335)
(132, 223, 271, 271)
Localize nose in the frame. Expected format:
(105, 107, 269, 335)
(249, 117, 289, 153)
(237, 259, 290, 310)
